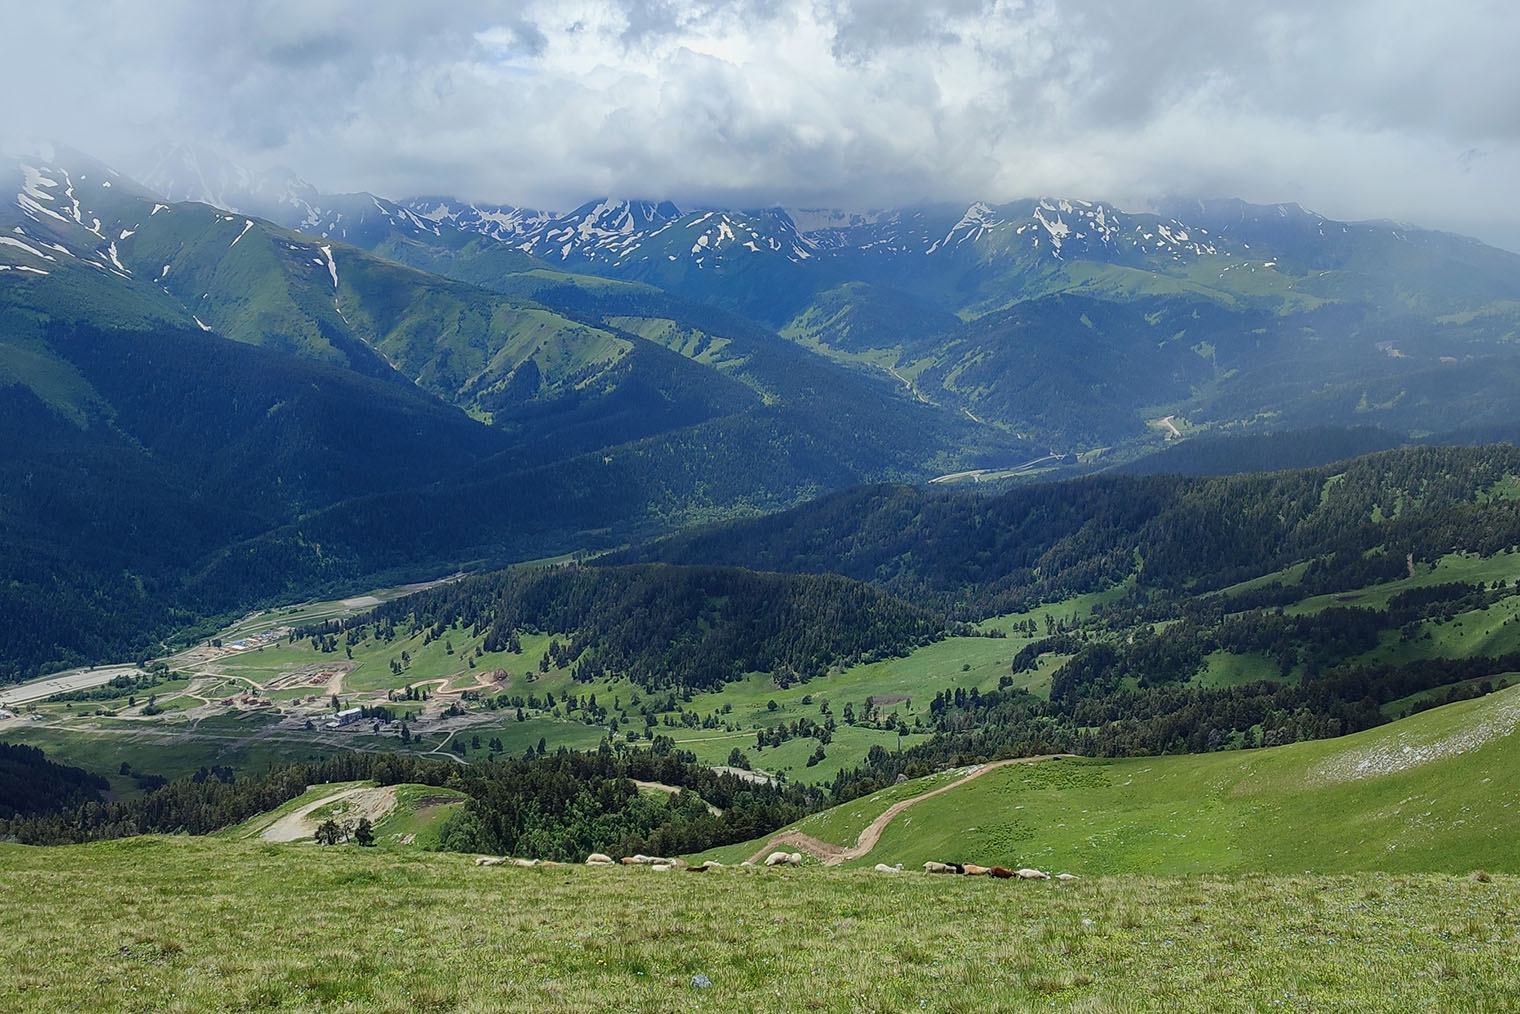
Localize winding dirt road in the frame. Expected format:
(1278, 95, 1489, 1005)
(745, 754, 1074, 866)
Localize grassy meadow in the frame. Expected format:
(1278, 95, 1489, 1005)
(0, 836, 1514, 1013)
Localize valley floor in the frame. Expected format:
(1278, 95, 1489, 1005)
(0, 837, 1515, 1013)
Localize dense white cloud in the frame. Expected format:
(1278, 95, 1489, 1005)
(5, 0, 1519, 248)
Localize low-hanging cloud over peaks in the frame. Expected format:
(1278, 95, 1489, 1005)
(7, 0, 1519, 249)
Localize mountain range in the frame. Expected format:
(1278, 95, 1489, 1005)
(5, 140, 1520, 678)
(133, 143, 1520, 447)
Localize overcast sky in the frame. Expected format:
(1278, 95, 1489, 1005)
(8, 0, 1520, 249)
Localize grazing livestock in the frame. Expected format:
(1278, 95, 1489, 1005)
(873, 863, 903, 873)
(740, 861, 756, 868)
(586, 853, 614, 866)
(650, 863, 674, 872)
(988, 867, 1015, 879)
(686, 863, 710, 873)
(1056, 873, 1079, 881)
(764, 851, 791, 867)
(474, 856, 507, 867)
(923, 861, 954, 874)
(962, 864, 990, 876)
(511, 858, 538, 868)
(1016, 868, 1050, 880)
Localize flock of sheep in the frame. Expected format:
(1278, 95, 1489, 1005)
(904, 861, 1076, 880)
(474, 851, 1074, 879)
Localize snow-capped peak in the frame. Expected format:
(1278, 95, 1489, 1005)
(403, 197, 555, 242)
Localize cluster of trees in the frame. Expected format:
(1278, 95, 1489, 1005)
(1029, 606, 1394, 704)
(754, 715, 833, 749)
(315, 816, 374, 846)
(0, 314, 518, 684)
(435, 748, 816, 860)
(43, 663, 173, 704)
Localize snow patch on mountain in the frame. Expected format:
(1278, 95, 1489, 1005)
(928, 202, 999, 254)
(16, 164, 70, 225)
(0, 236, 57, 262)
(320, 245, 338, 289)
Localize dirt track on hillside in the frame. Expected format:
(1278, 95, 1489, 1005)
(745, 754, 1075, 866)
(260, 785, 399, 843)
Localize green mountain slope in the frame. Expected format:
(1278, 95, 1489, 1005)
(0, 317, 511, 681)
(729, 682, 1520, 874)
(4, 151, 750, 442)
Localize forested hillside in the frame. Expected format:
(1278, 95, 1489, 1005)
(0, 743, 109, 820)
(625, 444, 1520, 616)
(307, 564, 955, 692)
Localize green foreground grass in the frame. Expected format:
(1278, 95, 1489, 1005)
(0, 836, 1514, 1013)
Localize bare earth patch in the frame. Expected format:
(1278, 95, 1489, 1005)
(1314, 692, 1520, 783)
(340, 596, 384, 608)
(260, 785, 399, 843)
